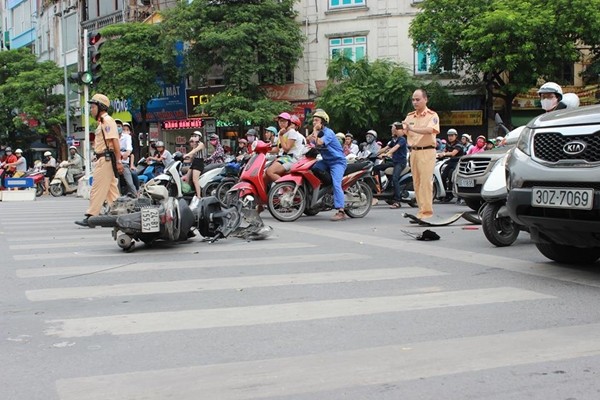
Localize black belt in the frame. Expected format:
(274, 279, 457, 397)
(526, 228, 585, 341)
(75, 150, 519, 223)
(410, 145, 435, 151)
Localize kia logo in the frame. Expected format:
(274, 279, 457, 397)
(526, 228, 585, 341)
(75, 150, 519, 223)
(563, 141, 586, 155)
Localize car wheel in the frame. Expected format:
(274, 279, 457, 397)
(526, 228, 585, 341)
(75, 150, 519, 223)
(535, 243, 600, 265)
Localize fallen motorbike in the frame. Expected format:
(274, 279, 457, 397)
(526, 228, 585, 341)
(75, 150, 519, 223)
(88, 177, 271, 251)
(49, 161, 84, 196)
(267, 149, 374, 222)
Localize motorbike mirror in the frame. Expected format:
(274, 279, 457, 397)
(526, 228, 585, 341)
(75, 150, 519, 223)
(494, 113, 504, 126)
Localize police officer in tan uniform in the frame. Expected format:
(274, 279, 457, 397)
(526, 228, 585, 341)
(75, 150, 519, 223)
(75, 93, 124, 227)
(402, 88, 440, 220)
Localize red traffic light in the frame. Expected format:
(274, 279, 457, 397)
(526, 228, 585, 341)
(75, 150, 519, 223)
(88, 32, 102, 46)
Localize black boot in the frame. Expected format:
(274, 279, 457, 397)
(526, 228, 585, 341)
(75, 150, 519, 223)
(74, 214, 92, 228)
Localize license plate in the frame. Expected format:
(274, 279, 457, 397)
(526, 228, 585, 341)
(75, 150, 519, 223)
(531, 187, 594, 210)
(457, 178, 475, 187)
(141, 208, 160, 233)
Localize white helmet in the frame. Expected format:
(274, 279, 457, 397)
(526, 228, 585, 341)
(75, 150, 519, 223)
(44, 151, 52, 157)
(69, 145, 77, 151)
(192, 130, 202, 138)
(559, 93, 580, 109)
(447, 128, 458, 136)
(537, 82, 563, 100)
(15, 148, 23, 154)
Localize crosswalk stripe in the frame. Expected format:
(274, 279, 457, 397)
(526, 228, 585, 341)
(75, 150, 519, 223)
(16, 251, 363, 278)
(12, 241, 316, 261)
(10, 241, 113, 250)
(26, 267, 443, 301)
(54, 322, 600, 400)
(45, 287, 552, 338)
(6, 232, 108, 242)
(2, 219, 86, 225)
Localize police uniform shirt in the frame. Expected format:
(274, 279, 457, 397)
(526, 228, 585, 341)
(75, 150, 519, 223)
(404, 107, 440, 148)
(94, 114, 119, 154)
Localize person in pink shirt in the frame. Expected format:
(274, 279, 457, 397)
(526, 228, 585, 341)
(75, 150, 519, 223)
(467, 135, 486, 155)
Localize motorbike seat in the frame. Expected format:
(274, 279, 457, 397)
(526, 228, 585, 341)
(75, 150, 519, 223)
(345, 161, 370, 175)
(73, 173, 85, 181)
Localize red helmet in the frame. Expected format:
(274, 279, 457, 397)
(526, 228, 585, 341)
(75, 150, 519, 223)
(277, 112, 292, 121)
(290, 115, 301, 127)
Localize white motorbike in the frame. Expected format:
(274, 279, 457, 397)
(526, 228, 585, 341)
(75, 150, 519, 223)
(49, 161, 84, 197)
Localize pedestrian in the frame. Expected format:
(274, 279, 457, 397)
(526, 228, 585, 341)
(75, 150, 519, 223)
(402, 88, 440, 221)
(114, 119, 137, 198)
(41, 151, 57, 194)
(183, 132, 206, 209)
(436, 128, 464, 202)
(122, 123, 139, 190)
(305, 109, 348, 221)
(75, 93, 124, 227)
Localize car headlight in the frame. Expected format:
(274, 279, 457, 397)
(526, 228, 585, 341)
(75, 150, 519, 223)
(516, 126, 533, 155)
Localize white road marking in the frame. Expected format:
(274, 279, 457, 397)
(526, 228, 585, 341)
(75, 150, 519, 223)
(45, 287, 552, 337)
(54, 321, 600, 400)
(26, 267, 443, 301)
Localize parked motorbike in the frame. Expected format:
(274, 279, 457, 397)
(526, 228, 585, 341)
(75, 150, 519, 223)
(49, 161, 84, 196)
(135, 157, 157, 186)
(23, 168, 46, 197)
(432, 157, 452, 201)
(267, 150, 374, 222)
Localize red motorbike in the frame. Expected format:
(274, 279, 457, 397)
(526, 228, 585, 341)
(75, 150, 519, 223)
(267, 153, 374, 222)
(225, 140, 272, 211)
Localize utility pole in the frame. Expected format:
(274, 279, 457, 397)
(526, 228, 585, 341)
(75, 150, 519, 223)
(61, 0, 71, 160)
(83, 28, 91, 184)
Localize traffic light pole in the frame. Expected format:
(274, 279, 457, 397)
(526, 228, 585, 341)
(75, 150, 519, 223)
(83, 28, 92, 183)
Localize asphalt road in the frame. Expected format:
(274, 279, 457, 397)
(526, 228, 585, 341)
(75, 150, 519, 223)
(2, 195, 600, 400)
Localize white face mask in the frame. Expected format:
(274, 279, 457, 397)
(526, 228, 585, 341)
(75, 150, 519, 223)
(541, 98, 558, 111)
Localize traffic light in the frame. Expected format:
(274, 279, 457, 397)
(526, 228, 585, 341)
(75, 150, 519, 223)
(69, 71, 93, 85)
(87, 31, 103, 86)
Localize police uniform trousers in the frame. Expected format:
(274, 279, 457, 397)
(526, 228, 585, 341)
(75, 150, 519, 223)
(411, 148, 436, 219)
(86, 158, 119, 216)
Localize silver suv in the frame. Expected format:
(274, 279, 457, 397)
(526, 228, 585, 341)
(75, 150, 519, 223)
(506, 105, 600, 264)
(454, 126, 523, 210)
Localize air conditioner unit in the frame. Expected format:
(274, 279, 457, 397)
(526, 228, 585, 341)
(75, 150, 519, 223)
(53, 4, 60, 16)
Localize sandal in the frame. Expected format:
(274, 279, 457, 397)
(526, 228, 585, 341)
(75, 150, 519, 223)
(390, 202, 401, 209)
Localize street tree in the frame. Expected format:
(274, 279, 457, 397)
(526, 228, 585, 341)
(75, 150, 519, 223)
(96, 22, 178, 153)
(317, 57, 454, 138)
(409, 0, 600, 124)
(161, 0, 304, 129)
(0, 48, 65, 149)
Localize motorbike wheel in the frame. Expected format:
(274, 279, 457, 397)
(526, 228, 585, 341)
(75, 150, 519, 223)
(202, 181, 219, 197)
(49, 183, 64, 197)
(216, 180, 236, 207)
(481, 202, 519, 247)
(535, 242, 600, 265)
(222, 189, 239, 208)
(345, 181, 373, 218)
(303, 208, 320, 216)
(36, 182, 44, 197)
(268, 182, 306, 222)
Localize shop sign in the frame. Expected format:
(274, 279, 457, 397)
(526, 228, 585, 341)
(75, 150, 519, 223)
(162, 118, 203, 130)
(175, 136, 187, 145)
(439, 110, 483, 126)
(262, 83, 309, 101)
(186, 86, 226, 117)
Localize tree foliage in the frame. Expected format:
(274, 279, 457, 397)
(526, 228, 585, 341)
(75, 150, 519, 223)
(317, 57, 454, 138)
(161, 0, 304, 125)
(97, 22, 178, 114)
(409, 0, 600, 121)
(0, 48, 64, 145)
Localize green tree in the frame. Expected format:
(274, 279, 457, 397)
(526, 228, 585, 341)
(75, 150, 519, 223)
(161, 0, 304, 128)
(317, 57, 454, 139)
(409, 0, 600, 124)
(0, 48, 65, 149)
(96, 22, 178, 153)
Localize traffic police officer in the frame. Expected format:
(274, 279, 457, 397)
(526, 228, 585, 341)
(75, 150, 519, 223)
(75, 93, 124, 227)
(402, 88, 440, 220)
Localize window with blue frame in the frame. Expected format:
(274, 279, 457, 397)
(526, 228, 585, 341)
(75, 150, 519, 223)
(415, 45, 451, 74)
(330, 36, 366, 62)
(329, 0, 365, 8)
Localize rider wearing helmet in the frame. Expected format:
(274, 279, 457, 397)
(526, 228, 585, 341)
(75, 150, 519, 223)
(364, 129, 381, 161)
(266, 112, 305, 183)
(306, 109, 348, 221)
(147, 140, 173, 176)
(537, 82, 563, 112)
(206, 134, 225, 164)
(41, 151, 57, 194)
(76, 93, 124, 227)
